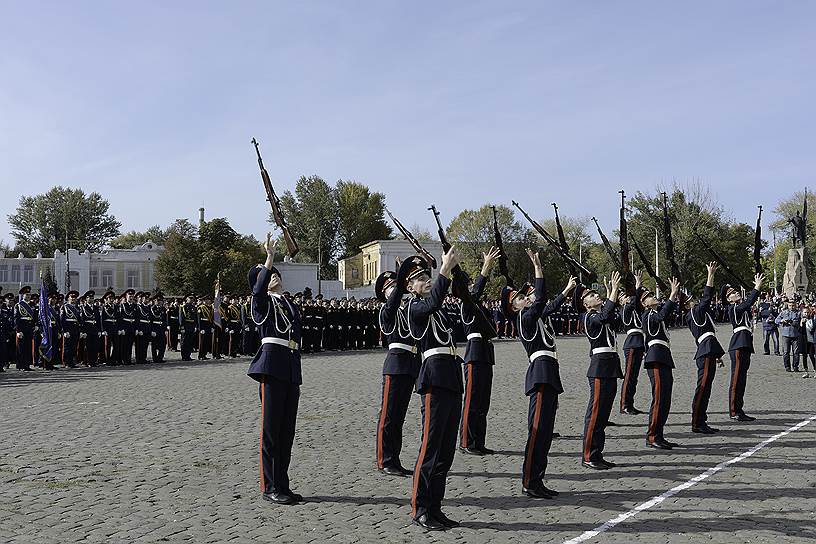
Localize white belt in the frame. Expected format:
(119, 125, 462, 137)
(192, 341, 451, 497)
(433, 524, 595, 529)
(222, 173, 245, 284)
(466, 332, 482, 340)
(648, 339, 670, 349)
(697, 331, 716, 344)
(422, 346, 457, 360)
(261, 336, 299, 350)
(591, 347, 616, 355)
(626, 328, 643, 336)
(529, 349, 558, 363)
(733, 326, 752, 335)
(389, 342, 416, 353)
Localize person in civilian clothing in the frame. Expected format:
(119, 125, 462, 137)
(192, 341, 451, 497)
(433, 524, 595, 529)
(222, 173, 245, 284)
(776, 298, 800, 372)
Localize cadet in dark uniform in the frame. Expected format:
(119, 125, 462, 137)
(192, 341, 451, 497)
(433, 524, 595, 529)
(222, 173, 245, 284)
(505, 249, 576, 499)
(168, 298, 180, 352)
(100, 291, 119, 365)
(14, 287, 36, 370)
(460, 246, 500, 455)
(226, 295, 242, 357)
(241, 295, 258, 355)
(150, 294, 168, 363)
(118, 289, 137, 365)
(688, 262, 725, 434)
(400, 250, 461, 531)
(577, 271, 623, 469)
(620, 271, 646, 414)
(723, 273, 764, 421)
(179, 294, 198, 361)
(42, 292, 61, 371)
(79, 290, 101, 366)
(198, 295, 213, 360)
(641, 277, 681, 450)
(374, 270, 419, 477)
(60, 290, 81, 368)
(248, 234, 303, 505)
(134, 292, 152, 364)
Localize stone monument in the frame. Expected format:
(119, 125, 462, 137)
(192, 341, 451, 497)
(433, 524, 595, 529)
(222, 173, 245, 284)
(783, 189, 809, 297)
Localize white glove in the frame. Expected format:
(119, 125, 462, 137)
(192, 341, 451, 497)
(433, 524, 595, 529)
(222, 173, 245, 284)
(200, 330, 205, 335)
(118, 330, 125, 336)
(80, 333, 87, 339)
(177, 334, 182, 339)
(151, 332, 156, 337)
(64, 332, 71, 339)
(16, 332, 23, 339)
(102, 331, 108, 336)
(229, 331, 233, 335)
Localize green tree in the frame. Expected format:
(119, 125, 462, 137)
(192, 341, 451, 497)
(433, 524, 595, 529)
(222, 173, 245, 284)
(154, 219, 200, 295)
(8, 186, 121, 255)
(110, 225, 167, 249)
(41, 267, 59, 295)
(276, 175, 339, 279)
(336, 180, 393, 258)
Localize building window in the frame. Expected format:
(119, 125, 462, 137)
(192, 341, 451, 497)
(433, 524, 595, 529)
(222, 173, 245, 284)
(90, 270, 99, 288)
(0, 265, 7, 282)
(351, 267, 359, 279)
(126, 269, 140, 288)
(11, 265, 20, 282)
(23, 264, 34, 283)
(102, 269, 113, 288)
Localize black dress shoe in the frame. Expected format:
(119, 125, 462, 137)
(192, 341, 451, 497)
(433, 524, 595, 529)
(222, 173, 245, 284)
(398, 466, 414, 476)
(599, 459, 616, 468)
(432, 510, 460, 528)
(522, 485, 554, 499)
(413, 513, 447, 531)
(647, 440, 672, 450)
(476, 446, 495, 454)
(553, 432, 561, 438)
(785, 368, 792, 372)
(731, 413, 756, 421)
(581, 460, 610, 470)
(622, 407, 643, 415)
(460, 447, 486, 456)
(540, 485, 559, 497)
(605, 420, 618, 427)
(380, 465, 409, 477)
(262, 492, 294, 505)
(692, 426, 717, 434)
(286, 490, 303, 502)
(663, 440, 681, 448)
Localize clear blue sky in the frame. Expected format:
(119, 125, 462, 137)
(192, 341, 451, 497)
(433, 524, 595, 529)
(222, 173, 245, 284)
(1, 1, 813, 248)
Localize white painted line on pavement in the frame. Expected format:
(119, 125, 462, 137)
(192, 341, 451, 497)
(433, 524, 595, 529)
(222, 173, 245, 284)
(19, 401, 103, 409)
(562, 414, 816, 544)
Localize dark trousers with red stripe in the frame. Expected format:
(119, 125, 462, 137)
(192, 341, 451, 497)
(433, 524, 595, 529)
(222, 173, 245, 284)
(62, 334, 78, 367)
(375, 374, 414, 470)
(16, 332, 34, 369)
(691, 356, 717, 428)
(620, 347, 644, 412)
(729, 349, 751, 417)
(583, 377, 617, 462)
(411, 388, 461, 520)
(646, 365, 673, 444)
(522, 384, 559, 489)
(259, 377, 300, 495)
(460, 363, 493, 450)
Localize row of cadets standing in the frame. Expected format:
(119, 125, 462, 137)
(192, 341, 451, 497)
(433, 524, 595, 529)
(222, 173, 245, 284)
(400, 250, 463, 531)
(576, 271, 624, 470)
(459, 247, 501, 455)
(373, 270, 419, 477)
(501, 248, 576, 500)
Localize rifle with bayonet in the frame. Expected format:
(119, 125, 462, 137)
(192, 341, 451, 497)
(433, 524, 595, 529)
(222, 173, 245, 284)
(592, 217, 621, 269)
(428, 204, 497, 340)
(552, 202, 570, 254)
(661, 192, 683, 281)
(251, 138, 299, 258)
(385, 207, 438, 269)
(491, 205, 514, 288)
(619, 190, 635, 294)
(693, 231, 750, 290)
(631, 235, 669, 293)
(512, 200, 597, 283)
(754, 205, 763, 274)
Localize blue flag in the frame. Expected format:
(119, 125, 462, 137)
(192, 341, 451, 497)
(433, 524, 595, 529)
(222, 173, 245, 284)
(38, 276, 53, 364)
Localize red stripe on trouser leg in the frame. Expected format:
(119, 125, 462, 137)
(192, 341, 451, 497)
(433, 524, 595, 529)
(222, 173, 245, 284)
(411, 388, 433, 518)
(583, 378, 601, 462)
(523, 388, 543, 488)
(461, 364, 473, 448)
(648, 369, 661, 443)
(376, 375, 391, 469)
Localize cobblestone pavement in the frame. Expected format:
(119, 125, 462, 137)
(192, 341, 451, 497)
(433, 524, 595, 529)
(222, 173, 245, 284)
(1, 331, 815, 544)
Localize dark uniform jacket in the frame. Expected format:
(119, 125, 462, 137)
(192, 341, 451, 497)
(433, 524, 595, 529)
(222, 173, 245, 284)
(100, 303, 118, 336)
(462, 274, 495, 365)
(519, 277, 566, 396)
(14, 300, 36, 335)
(118, 302, 137, 334)
(728, 289, 759, 353)
(642, 299, 677, 367)
(686, 285, 725, 360)
(80, 303, 100, 338)
(136, 304, 152, 337)
(621, 287, 645, 351)
(247, 267, 302, 384)
(408, 275, 462, 395)
(583, 299, 623, 378)
(151, 306, 169, 339)
(380, 283, 420, 377)
(179, 303, 197, 332)
(60, 303, 81, 338)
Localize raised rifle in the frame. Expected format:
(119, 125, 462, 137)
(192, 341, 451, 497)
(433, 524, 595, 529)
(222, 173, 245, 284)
(619, 190, 635, 294)
(428, 204, 497, 340)
(251, 138, 299, 258)
(754, 205, 763, 274)
(592, 217, 621, 269)
(693, 230, 750, 290)
(512, 200, 597, 283)
(491, 205, 514, 288)
(661, 192, 682, 281)
(552, 202, 570, 254)
(631, 235, 669, 293)
(384, 207, 437, 269)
